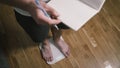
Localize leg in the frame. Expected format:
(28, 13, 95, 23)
(51, 25, 70, 57)
(14, 11, 53, 61)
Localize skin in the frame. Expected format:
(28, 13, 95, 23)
(0, 0, 70, 62)
(0, 0, 61, 25)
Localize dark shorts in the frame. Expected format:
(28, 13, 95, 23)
(14, 11, 69, 43)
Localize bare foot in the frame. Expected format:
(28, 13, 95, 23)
(55, 38, 70, 57)
(40, 39, 53, 62)
(51, 26, 70, 57)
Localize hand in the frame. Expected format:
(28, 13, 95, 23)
(28, 1, 61, 25)
(0, 0, 61, 25)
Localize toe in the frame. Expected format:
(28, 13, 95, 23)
(44, 57, 48, 61)
(46, 56, 53, 62)
(67, 49, 70, 56)
(49, 57, 53, 62)
(64, 49, 70, 57)
(47, 58, 50, 62)
(64, 52, 69, 57)
(47, 57, 51, 62)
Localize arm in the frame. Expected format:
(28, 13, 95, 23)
(0, 0, 61, 25)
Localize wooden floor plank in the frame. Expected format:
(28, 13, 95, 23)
(0, 0, 120, 68)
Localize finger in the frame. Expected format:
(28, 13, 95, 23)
(49, 18, 61, 25)
(49, 10, 60, 18)
(45, 4, 60, 17)
(40, 1, 59, 17)
(32, 8, 61, 25)
(38, 14, 61, 25)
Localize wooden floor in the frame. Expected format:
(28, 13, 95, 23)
(0, 0, 120, 68)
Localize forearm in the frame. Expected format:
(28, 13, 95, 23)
(0, 0, 61, 25)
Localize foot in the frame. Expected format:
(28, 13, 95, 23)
(40, 39, 53, 62)
(51, 26, 70, 57)
(54, 38, 70, 57)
